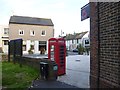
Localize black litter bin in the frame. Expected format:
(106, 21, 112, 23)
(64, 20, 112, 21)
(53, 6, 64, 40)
(40, 62, 49, 80)
(40, 60, 58, 80)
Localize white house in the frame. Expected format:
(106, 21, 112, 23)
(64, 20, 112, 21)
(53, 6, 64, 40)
(0, 25, 9, 53)
(82, 31, 90, 47)
(64, 31, 88, 51)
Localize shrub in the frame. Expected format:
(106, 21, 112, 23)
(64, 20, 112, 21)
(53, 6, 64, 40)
(77, 44, 85, 55)
(28, 45, 34, 54)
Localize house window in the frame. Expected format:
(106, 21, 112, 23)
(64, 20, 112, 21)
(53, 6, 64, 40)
(41, 30, 46, 36)
(3, 40, 8, 45)
(85, 39, 89, 44)
(77, 39, 79, 43)
(30, 30, 35, 36)
(39, 41, 47, 53)
(4, 28, 9, 35)
(23, 45, 26, 51)
(19, 30, 24, 35)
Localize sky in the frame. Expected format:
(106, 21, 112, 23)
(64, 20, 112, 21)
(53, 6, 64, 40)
(0, 0, 90, 37)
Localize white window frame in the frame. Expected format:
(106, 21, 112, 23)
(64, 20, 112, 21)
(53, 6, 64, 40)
(19, 30, 24, 35)
(3, 40, 8, 45)
(41, 30, 46, 36)
(4, 28, 9, 35)
(30, 30, 35, 36)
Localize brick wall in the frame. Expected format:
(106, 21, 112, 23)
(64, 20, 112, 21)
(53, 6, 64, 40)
(90, 2, 120, 88)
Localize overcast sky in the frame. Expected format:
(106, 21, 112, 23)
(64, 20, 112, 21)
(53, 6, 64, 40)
(0, 0, 89, 37)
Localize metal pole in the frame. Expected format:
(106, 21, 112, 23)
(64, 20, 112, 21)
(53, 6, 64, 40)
(20, 39, 23, 67)
(13, 40, 15, 64)
(8, 41, 10, 62)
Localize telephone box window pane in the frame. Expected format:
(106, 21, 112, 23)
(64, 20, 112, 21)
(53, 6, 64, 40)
(51, 45, 55, 61)
(59, 45, 64, 65)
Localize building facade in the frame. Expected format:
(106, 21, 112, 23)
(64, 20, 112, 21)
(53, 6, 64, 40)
(64, 31, 89, 51)
(0, 25, 9, 53)
(9, 15, 54, 54)
(82, 31, 90, 48)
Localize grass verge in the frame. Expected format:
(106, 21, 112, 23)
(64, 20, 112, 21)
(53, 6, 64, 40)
(2, 61, 39, 89)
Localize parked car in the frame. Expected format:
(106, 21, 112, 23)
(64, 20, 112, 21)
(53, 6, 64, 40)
(73, 49, 78, 52)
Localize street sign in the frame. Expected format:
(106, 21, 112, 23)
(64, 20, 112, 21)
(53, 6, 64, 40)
(81, 3, 90, 21)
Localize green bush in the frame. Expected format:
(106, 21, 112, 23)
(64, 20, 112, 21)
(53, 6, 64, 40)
(28, 49, 33, 54)
(28, 45, 34, 54)
(77, 44, 85, 55)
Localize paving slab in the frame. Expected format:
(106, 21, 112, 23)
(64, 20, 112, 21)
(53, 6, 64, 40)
(29, 79, 79, 89)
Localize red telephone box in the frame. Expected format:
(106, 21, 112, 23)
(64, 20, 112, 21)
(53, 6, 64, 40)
(48, 38, 66, 75)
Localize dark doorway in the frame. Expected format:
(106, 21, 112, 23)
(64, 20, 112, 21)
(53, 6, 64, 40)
(39, 41, 46, 54)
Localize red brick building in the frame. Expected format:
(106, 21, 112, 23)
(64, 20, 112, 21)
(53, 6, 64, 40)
(90, 2, 120, 88)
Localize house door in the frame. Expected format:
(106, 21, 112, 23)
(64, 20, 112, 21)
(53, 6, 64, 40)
(39, 41, 46, 54)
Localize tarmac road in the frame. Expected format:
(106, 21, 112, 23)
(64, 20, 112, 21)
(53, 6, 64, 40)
(67, 51, 78, 55)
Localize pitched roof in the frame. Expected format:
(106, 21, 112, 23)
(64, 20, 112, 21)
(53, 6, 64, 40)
(76, 31, 88, 39)
(64, 31, 88, 40)
(9, 15, 54, 26)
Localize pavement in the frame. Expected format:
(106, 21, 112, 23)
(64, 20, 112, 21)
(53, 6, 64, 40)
(57, 55, 90, 88)
(24, 53, 90, 89)
(29, 80, 79, 89)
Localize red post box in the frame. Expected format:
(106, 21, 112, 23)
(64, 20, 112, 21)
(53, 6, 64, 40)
(48, 38, 66, 75)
